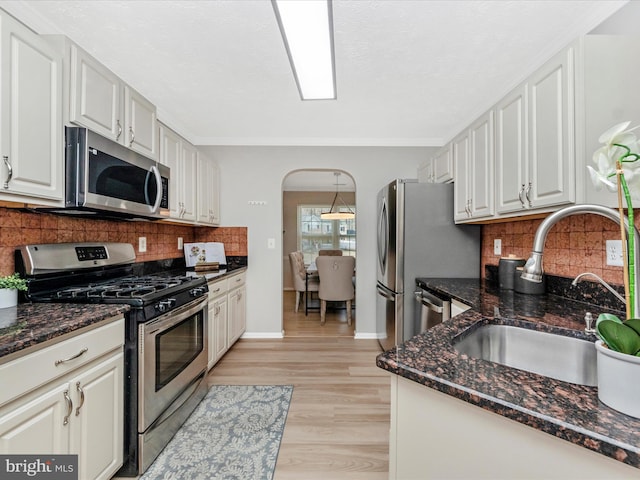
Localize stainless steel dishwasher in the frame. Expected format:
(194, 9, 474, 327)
(414, 288, 451, 333)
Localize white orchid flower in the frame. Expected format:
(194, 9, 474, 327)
(588, 150, 618, 191)
(598, 121, 640, 148)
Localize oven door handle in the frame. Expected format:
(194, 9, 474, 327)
(144, 295, 208, 335)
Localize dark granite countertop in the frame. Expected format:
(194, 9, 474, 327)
(0, 303, 130, 363)
(377, 278, 640, 469)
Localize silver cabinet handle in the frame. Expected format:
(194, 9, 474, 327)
(116, 120, 122, 141)
(75, 381, 85, 416)
(55, 348, 88, 366)
(518, 184, 526, 208)
(525, 182, 532, 208)
(3, 156, 12, 189)
(129, 126, 135, 147)
(214, 304, 220, 315)
(63, 390, 73, 425)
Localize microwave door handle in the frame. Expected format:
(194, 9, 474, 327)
(147, 165, 162, 213)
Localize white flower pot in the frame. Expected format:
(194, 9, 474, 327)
(0, 289, 17, 309)
(596, 339, 640, 418)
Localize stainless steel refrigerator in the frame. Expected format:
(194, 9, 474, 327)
(376, 179, 480, 351)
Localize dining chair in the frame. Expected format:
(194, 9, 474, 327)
(318, 249, 343, 256)
(289, 251, 319, 313)
(316, 255, 355, 326)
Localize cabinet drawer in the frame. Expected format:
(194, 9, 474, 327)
(207, 278, 228, 299)
(228, 272, 246, 289)
(0, 317, 124, 407)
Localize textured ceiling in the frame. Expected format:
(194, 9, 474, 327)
(1, 0, 628, 146)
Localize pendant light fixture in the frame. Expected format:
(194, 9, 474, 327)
(321, 172, 355, 220)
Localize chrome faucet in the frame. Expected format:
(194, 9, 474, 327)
(521, 204, 640, 318)
(572, 272, 626, 305)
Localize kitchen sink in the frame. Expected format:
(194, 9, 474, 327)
(453, 324, 597, 386)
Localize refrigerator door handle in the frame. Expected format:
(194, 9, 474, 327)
(377, 284, 395, 301)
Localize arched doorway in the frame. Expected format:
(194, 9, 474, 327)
(281, 169, 356, 337)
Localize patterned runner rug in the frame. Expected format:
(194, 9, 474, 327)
(141, 385, 293, 480)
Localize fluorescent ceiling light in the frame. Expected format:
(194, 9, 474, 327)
(272, 0, 336, 100)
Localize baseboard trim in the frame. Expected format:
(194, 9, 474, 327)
(241, 332, 285, 339)
(354, 332, 381, 340)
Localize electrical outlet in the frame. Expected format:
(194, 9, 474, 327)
(606, 239, 624, 266)
(178, 237, 183, 250)
(494, 239, 502, 256)
(138, 236, 147, 253)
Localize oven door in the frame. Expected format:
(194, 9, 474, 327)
(139, 295, 208, 432)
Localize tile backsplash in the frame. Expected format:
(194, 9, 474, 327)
(0, 207, 247, 276)
(481, 213, 636, 287)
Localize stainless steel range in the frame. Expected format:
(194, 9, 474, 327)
(15, 242, 209, 477)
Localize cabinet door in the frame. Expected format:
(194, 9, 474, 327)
(69, 352, 123, 480)
(69, 44, 122, 142)
(227, 287, 246, 346)
(417, 159, 433, 183)
(0, 383, 68, 455)
(197, 156, 221, 225)
(433, 145, 453, 183)
(159, 124, 182, 219)
(124, 86, 157, 160)
(213, 296, 229, 365)
(469, 111, 494, 219)
(528, 46, 575, 209)
(1, 15, 63, 201)
(496, 85, 528, 213)
(453, 132, 470, 222)
(180, 141, 198, 222)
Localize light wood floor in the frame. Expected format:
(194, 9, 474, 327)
(207, 291, 390, 479)
(282, 290, 356, 337)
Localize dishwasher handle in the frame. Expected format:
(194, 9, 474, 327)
(415, 291, 444, 313)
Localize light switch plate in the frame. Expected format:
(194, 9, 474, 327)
(138, 236, 147, 253)
(606, 239, 624, 266)
(494, 239, 502, 256)
(178, 237, 183, 250)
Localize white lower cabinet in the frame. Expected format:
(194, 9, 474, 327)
(227, 272, 247, 346)
(0, 318, 124, 480)
(390, 375, 638, 479)
(207, 278, 228, 369)
(207, 271, 246, 368)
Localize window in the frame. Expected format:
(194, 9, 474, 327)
(298, 205, 356, 264)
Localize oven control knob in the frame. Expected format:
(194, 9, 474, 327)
(190, 287, 206, 297)
(155, 299, 176, 312)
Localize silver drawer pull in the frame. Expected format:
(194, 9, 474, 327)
(63, 390, 72, 425)
(3, 156, 12, 189)
(129, 126, 135, 147)
(55, 348, 88, 366)
(75, 382, 85, 416)
(116, 120, 122, 141)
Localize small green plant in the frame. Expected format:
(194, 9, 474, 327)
(0, 273, 27, 291)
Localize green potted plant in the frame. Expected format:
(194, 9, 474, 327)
(588, 121, 640, 418)
(0, 273, 27, 309)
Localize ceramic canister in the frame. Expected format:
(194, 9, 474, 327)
(498, 255, 525, 290)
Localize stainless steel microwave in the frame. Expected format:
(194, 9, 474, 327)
(62, 126, 169, 220)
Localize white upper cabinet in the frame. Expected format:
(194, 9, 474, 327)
(496, 46, 575, 215)
(69, 43, 157, 160)
(433, 144, 454, 183)
(419, 145, 453, 184)
(158, 122, 197, 223)
(454, 112, 494, 222)
(527, 46, 575, 209)
(496, 84, 528, 213)
(469, 111, 494, 219)
(197, 153, 220, 226)
(0, 12, 63, 204)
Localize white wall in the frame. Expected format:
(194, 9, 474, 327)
(199, 145, 435, 338)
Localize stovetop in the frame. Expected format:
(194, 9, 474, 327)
(16, 243, 209, 310)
